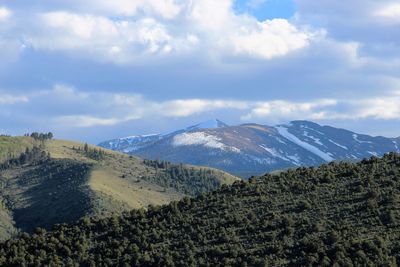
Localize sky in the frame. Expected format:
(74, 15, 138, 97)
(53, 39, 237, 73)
(0, 0, 399, 143)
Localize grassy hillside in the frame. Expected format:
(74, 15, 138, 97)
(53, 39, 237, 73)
(0, 136, 239, 240)
(0, 136, 40, 163)
(1, 153, 399, 266)
(0, 136, 42, 240)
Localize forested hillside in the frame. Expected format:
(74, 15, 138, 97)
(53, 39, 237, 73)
(0, 135, 238, 241)
(1, 153, 399, 266)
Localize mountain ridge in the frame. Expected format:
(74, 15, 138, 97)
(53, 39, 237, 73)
(99, 120, 400, 177)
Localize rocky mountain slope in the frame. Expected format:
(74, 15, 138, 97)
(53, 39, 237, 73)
(1, 153, 399, 266)
(99, 120, 400, 177)
(0, 135, 238, 240)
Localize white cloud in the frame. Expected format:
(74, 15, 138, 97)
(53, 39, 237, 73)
(0, 7, 22, 63)
(2, 85, 400, 131)
(0, 94, 28, 105)
(350, 95, 400, 120)
(240, 89, 400, 122)
(231, 19, 317, 59)
(0, 7, 11, 22)
(2, 0, 320, 63)
(51, 93, 400, 127)
(188, 0, 317, 59)
(156, 99, 249, 117)
(54, 98, 247, 127)
(25, 11, 196, 63)
(374, 3, 400, 22)
(241, 99, 337, 120)
(57, 115, 123, 127)
(76, 0, 183, 19)
(0, 1, 399, 139)
(296, 0, 400, 43)
(26, 85, 249, 127)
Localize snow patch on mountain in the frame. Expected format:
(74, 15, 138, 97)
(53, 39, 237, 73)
(101, 133, 162, 152)
(298, 123, 325, 135)
(287, 155, 301, 166)
(353, 134, 372, 144)
(123, 134, 160, 139)
(259, 145, 291, 162)
(303, 131, 324, 146)
(173, 132, 240, 153)
(276, 126, 334, 162)
(243, 154, 276, 165)
(275, 136, 287, 144)
(173, 132, 223, 148)
(329, 139, 348, 150)
(393, 141, 399, 152)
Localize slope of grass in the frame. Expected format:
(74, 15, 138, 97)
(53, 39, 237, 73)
(89, 167, 183, 210)
(0, 136, 41, 240)
(0, 137, 239, 240)
(1, 159, 93, 233)
(0, 136, 39, 163)
(1, 153, 399, 266)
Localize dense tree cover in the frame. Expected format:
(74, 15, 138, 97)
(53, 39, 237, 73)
(143, 159, 229, 195)
(1, 153, 399, 266)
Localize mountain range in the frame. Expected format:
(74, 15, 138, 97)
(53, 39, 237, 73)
(99, 119, 400, 177)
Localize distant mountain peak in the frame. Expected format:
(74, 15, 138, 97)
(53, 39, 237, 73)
(186, 119, 228, 131)
(288, 120, 320, 127)
(121, 133, 160, 140)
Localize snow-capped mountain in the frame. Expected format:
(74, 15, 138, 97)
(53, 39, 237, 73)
(98, 134, 163, 153)
(98, 119, 228, 153)
(99, 120, 400, 177)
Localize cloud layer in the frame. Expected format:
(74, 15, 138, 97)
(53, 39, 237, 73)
(1, 0, 320, 64)
(1, 85, 399, 133)
(0, 0, 399, 141)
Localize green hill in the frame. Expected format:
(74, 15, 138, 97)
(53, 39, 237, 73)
(1, 153, 399, 266)
(0, 136, 239, 240)
(0, 136, 40, 163)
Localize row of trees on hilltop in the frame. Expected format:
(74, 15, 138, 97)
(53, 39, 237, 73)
(24, 132, 54, 141)
(1, 153, 399, 266)
(72, 143, 106, 160)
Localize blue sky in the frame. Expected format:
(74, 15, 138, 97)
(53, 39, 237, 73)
(0, 0, 399, 143)
(234, 0, 295, 20)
